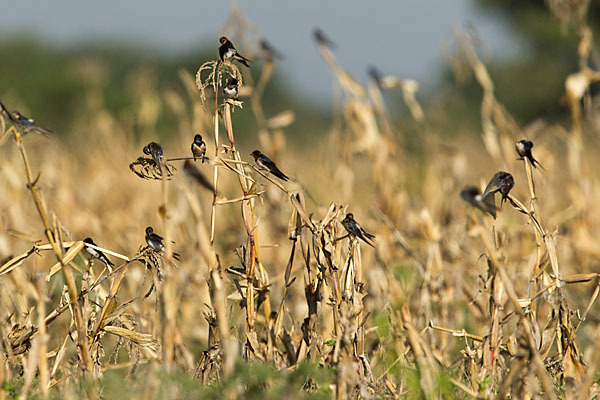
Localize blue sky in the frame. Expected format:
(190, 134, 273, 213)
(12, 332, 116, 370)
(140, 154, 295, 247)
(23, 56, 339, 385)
(0, 1, 519, 100)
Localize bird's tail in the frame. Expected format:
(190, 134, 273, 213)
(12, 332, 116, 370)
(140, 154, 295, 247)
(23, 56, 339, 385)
(360, 236, 375, 248)
(237, 56, 251, 68)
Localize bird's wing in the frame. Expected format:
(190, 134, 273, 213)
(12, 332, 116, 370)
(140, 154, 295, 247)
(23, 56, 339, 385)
(100, 252, 115, 266)
(29, 126, 52, 136)
(152, 233, 164, 241)
(260, 156, 277, 170)
(260, 156, 287, 179)
(481, 178, 499, 199)
(480, 193, 497, 219)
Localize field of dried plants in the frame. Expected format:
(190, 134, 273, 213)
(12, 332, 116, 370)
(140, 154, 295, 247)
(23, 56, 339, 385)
(2, 5, 600, 399)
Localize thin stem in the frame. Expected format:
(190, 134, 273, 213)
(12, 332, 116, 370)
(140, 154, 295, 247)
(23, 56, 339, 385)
(210, 70, 221, 245)
(13, 129, 94, 375)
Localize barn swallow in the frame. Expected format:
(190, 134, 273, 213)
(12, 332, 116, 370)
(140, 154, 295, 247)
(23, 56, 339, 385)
(183, 160, 215, 192)
(367, 65, 384, 88)
(143, 142, 164, 170)
(482, 171, 514, 204)
(145, 226, 180, 261)
(191, 134, 206, 162)
(312, 28, 336, 48)
(224, 77, 239, 100)
(218, 37, 250, 68)
(459, 186, 497, 219)
(83, 237, 115, 268)
(342, 213, 375, 247)
(260, 38, 284, 61)
(515, 140, 542, 169)
(10, 111, 52, 136)
(250, 150, 289, 181)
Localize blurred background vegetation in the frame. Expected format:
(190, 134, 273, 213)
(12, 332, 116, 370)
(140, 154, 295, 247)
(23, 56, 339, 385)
(0, 1, 597, 144)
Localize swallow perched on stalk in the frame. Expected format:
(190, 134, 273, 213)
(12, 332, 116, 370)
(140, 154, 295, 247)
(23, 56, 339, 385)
(367, 65, 384, 88)
(145, 226, 180, 261)
(312, 28, 336, 48)
(10, 111, 52, 136)
(515, 139, 542, 169)
(183, 160, 215, 193)
(342, 213, 375, 247)
(143, 142, 164, 170)
(460, 186, 497, 219)
(219, 36, 250, 68)
(260, 38, 284, 61)
(482, 171, 514, 204)
(250, 150, 289, 181)
(191, 134, 206, 162)
(83, 237, 115, 268)
(224, 77, 239, 100)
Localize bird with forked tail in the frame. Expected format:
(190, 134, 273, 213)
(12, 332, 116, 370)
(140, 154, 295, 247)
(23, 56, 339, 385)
(251, 150, 289, 181)
(145, 226, 180, 261)
(515, 140, 543, 170)
(83, 237, 115, 268)
(342, 213, 375, 247)
(191, 134, 206, 162)
(10, 111, 52, 136)
(219, 36, 250, 68)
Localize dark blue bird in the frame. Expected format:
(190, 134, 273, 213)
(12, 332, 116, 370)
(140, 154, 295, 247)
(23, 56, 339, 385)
(482, 171, 514, 205)
(10, 111, 52, 136)
(251, 150, 288, 181)
(515, 140, 543, 169)
(145, 226, 180, 261)
(313, 28, 336, 48)
(143, 142, 164, 171)
(260, 38, 284, 61)
(342, 213, 375, 247)
(191, 134, 206, 162)
(224, 77, 239, 100)
(219, 37, 250, 68)
(83, 237, 115, 268)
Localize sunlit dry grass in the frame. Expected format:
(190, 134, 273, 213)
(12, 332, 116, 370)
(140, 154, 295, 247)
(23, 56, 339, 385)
(2, 4, 600, 399)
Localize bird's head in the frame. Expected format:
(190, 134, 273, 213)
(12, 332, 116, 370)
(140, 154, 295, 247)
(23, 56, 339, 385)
(345, 213, 354, 220)
(145, 227, 154, 235)
(194, 134, 203, 142)
(250, 150, 261, 159)
(219, 36, 228, 44)
(83, 237, 94, 244)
